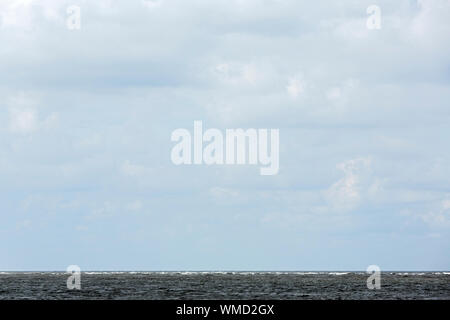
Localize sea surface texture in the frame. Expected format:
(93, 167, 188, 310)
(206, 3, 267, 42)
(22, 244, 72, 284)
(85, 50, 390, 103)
(0, 272, 449, 300)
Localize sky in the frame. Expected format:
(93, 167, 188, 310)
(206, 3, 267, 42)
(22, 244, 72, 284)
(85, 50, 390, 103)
(0, 0, 449, 271)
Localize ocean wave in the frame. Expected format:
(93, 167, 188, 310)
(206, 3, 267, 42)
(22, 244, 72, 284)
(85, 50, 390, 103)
(328, 272, 349, 275)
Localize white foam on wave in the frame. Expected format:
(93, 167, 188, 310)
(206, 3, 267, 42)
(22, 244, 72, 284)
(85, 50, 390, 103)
(328, 272, 349, 275)
(84, 272, 127, 275)
(291, 272, 319, 275)
(393, 272, 428, 276)
(157, 271, 357, 276)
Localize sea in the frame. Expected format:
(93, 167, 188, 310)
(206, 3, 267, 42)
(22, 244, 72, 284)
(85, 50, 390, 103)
(0, 272, 449, 300)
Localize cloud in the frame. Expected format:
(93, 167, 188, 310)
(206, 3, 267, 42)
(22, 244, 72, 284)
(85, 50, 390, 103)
(411, 0, 450, 41)
(1, 0, 450, 270)
(212, 61, 266, 86)
(0, 0, 35, 29)
(88, 201, 116, 220)
(121, 161, 153, 177)
(9, 108, 37, 134)
(141, 0, 163, 10)
(419, 197, 450, 228)
(326, 87, 341, 101)
(8, 107, 57, 135)
(286, 75, 306, 99)
(126, 200, 143, 212)
(209, 187, 240, 205)
(0, 0, 67, 29)
(325, 157, 377, 212)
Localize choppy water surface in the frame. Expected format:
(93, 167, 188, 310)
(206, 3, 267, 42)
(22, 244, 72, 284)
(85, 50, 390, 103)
(0, 272, 449, 300)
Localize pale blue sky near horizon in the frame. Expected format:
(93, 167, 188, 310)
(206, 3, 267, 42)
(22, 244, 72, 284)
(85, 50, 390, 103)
(0, 0, 449, 271)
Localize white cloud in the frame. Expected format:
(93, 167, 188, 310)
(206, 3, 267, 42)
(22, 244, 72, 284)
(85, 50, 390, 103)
(126, 200, 143, 212)
(325, 157, 376, 211)
(209, 187, 239, 200)
(411, 0, 450, 40)
(142, 0, 163, 9)
(286, 76, 306, 98)
(213, 61, 264, 86)
(330, 17, 370, 40)
(8, 107, 58, 134)
(326, 79, 358, 103)
(121, 161, 152, 177)
(9, 108, 37, 134)
(0, 0, 34, 28)
(0, 0, 66, 28)
(420, 197, 450, 228)
(88, 201, 116, 220)
(326, 87, 341, 101)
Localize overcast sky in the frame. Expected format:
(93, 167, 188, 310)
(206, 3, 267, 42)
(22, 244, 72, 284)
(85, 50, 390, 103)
(1, 0, 449, 271)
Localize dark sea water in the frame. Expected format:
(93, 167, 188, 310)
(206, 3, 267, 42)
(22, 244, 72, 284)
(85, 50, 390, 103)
(0, 272, 449, 300)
